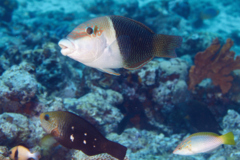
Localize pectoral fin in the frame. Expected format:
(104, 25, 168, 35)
(51, 128, 60, 138)
(98, 68, 120, 76)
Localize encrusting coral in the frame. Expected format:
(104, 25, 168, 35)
(188, 38, 240, 94)
(72, 151, 129, 160)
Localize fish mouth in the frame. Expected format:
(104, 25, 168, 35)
(59, 44, 67, 49)
(58, 38, 75, 56)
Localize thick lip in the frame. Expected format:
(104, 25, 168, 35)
(58, 38, 75, 56)
(59, 44, 67, 49)
(172, 149, 176, 154)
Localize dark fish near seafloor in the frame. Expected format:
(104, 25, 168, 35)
(58, 15, 182, 75)
(40, 111, 127, 160)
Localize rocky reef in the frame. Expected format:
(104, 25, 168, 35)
(0, 0, 240, 159)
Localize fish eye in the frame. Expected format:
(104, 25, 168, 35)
(86, 27, 93, 35)
(44, 114, 50, 121)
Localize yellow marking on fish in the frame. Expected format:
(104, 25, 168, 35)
(68, 22, 104, 40)
(93, 25, 104, 37)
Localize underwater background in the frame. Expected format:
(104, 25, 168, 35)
(0, 0, 240, 159)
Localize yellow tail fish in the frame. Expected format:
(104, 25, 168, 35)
(173, 132, 235, 155)
(59, 15, 182, 75)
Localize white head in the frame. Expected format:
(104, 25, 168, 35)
(58, 17, 110, 65)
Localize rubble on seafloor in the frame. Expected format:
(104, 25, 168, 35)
(0, 62, 39, 113)
(0, 0, 240, 159)
(0, 48, 240, 159)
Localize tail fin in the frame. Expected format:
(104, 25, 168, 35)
(153, 34, 182, 58)
(221, 132, 236, 145)
(105, 141, 127, 160)
(30, 151, 41, 160)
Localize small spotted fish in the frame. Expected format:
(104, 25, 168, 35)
(40, 111, 127, 160)
(173, 132, 235, 155)
(200, 7, 219, 20)
(58, 15, 182, 75)
(9, 145, 41, 160)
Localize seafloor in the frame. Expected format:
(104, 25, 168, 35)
(0, 0, 240, 160)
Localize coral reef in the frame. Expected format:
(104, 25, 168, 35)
(230, 70, 240, 103)
(129, 58, 190, 131)
(188, 38, 240, 94)
(0, 112, 43, 150)
(0, 146, 10, 160)
(71, 151, 129, 160)
(0, 0, 239, 159)
(0, 113, 30, 145)
(205, 109, 240, 160)
(222, 110, 240, 140)
(169, 0, 190, 19)
(79, 58, 190, 133)
(107, 128, 184, 160)
(178, 32, 217, 57)
(63, 87, 124, 134)
(0, 0, 18, 22)
(0, 62, 39, 113)
(231, 30, 240, 46)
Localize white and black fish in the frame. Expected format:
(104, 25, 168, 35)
(59, 15, 182, 75)
(9, 145, 40, 160)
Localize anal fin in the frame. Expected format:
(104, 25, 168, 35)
(98, 68, 120, 76)
(124, 55, 154, 70)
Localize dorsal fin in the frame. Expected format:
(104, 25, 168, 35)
(18, 143, 30, 149)
(109, 15, 155, 34)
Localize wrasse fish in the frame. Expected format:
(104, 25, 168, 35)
(9, 145, 40, 160)
(40, 111, 127, 160)
(173, 132, 235, 155)
(58, 15, 182, 75)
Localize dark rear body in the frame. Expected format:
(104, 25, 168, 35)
(55, 111, 127, 160)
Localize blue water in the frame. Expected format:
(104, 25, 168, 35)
(0, 0, 240, 159)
